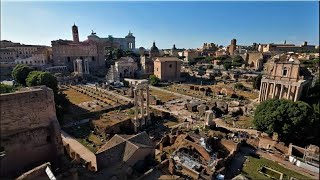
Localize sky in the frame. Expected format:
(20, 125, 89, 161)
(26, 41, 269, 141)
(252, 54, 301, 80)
(1, 1, 319, 49)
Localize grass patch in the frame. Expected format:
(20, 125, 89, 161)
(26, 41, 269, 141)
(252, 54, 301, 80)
(242, 156, 310, 180)
(62, 88, 95, 104)
(149, 88, 178, 102)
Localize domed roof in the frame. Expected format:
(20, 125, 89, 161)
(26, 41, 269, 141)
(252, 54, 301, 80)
(150, 42, 159, 52)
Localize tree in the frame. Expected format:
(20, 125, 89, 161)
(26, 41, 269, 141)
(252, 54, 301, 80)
(12, 64, 32, 86)
(26, 71, 58, 94)
(0, 83, 14, 94)
(231, 55, 245, 67)
(26, 71, 41, 87)
(188, 59, 197, 66)
(223, 60, 232, 70)
(216, 56, 227, 60)
(253, 99, 319, 146)
(115, 49, 125, 59)
(149, 75, 160, 86)
(252, 74, 262, 90)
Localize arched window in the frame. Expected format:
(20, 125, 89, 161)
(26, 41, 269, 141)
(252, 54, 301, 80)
(282, 67, 288, 76)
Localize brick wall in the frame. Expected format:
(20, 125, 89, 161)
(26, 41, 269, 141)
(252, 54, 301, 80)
(0, 86, 63, 178)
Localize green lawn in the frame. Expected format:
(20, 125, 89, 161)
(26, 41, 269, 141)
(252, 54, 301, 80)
(242, 156, 311, 180)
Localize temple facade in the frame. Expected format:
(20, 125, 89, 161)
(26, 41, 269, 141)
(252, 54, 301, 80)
(259, 59, 312, 102)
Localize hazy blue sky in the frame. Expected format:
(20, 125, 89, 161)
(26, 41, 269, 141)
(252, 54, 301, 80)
(1, 1, 319, 49)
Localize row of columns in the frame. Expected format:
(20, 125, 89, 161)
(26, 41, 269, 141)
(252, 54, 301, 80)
(73, 59, 90, 74)
(133, 86, 150, 133)
(259, 81, 301, 102)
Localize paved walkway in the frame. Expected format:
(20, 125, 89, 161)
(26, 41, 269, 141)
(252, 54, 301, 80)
(61, 130, 97, 171)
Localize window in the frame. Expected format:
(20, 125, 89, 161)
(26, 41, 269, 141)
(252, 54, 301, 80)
(282, 67, 288, 76)
(169, 64, 172, 68)
(67, 57, 71, 62)
(157, 68, 159, 71)
(92, 56, 95, 61)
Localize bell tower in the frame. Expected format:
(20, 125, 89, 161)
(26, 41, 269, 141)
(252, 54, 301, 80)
(72, 23, 79, 43)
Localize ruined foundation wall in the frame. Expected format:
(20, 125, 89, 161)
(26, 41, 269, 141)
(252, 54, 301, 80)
(0, 86, 64, 178)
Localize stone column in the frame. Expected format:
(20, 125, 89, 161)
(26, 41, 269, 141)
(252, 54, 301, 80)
(140, 89, 144, 122)
(259, 82, 264, 102)
(146, 86, 150, 121)
(279, 84, 284, 99)
(87, 60, 90, 74)
(84, 60, 88, 74)
(286, 85, 291, 100)
(263, 82, 267, 101)
(265, 83, 270, 101)
(272, 83, 276, 99)
(294, 86, 300, 101)
(134, 89, 139, 120)
(73, 60, 77, 73)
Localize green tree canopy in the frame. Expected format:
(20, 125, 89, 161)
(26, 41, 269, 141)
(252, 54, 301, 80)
(0, 83, 14, 94)
(252, 74, 262, 90)
(26, 71, 58, 94)
(216, 56, 227, 60)
(149, 75, 160, 86)
(231, 55, 245, 67)
(253, 99, 319, 146)
(223, 60, 232, 70)
(12, 64, 32, 86)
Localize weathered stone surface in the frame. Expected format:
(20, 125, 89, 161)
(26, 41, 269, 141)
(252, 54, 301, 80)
(197, 104, 208, 116)
(185, 100, 200, 112)
(216, 101, 228, 114)
(0, 86, 63, 178)
(206, 101, 217, 110)
(228, 107, 243, 116)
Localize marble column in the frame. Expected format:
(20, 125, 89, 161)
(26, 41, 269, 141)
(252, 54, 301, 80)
(140, 89, 144, 121)
(146, 86, 150, 121)
(84, 61, 87, 74)
(265, 82, 270, 101)
(272, 83, 276, 99)
(86, 60, 90, 74)
(287, 85, 291, 100)
(134, 89, 139, 120)
(259, 82, 265, 102)
(294, 86, 301, 102)
(279, 84, 284, 99)
(73, 60, 77, 73)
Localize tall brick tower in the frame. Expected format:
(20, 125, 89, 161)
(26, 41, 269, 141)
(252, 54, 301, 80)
(72, 23, 79, 43)
(229, 38, 237, 55)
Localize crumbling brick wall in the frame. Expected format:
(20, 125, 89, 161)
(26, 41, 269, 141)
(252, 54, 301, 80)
(0, 86, 64, 178)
